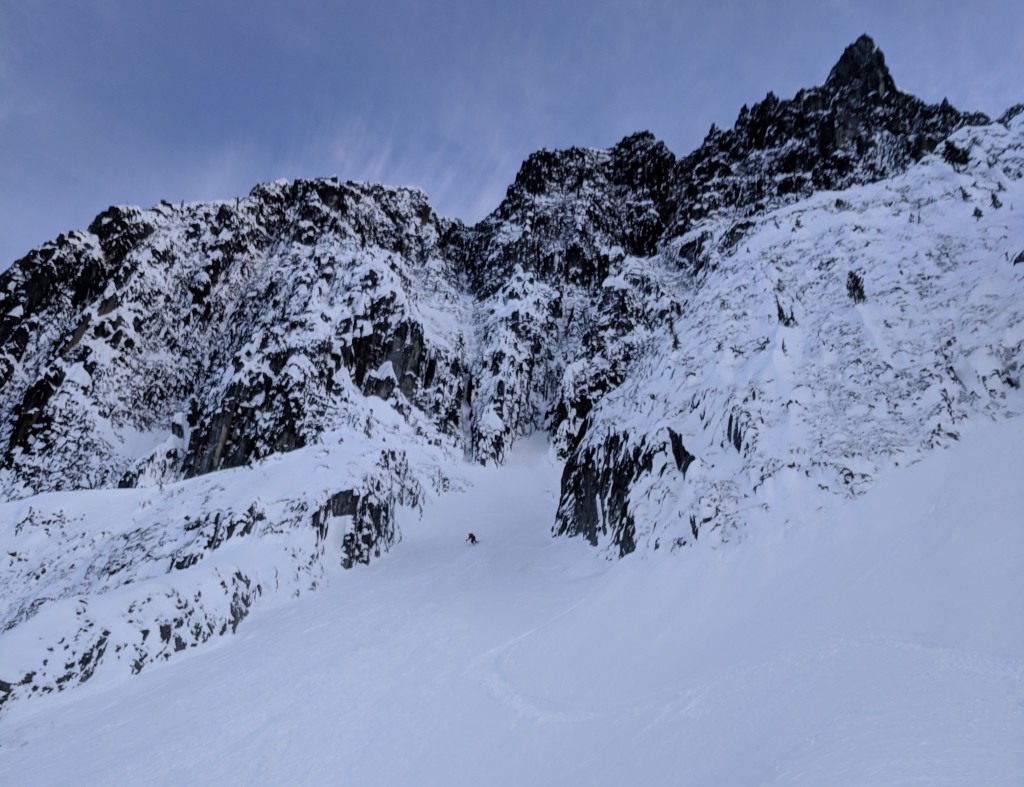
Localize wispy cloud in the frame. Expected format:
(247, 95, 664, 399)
(4, 0, 1024, 270)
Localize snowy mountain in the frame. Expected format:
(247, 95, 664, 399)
(1, 34, 1023, 715)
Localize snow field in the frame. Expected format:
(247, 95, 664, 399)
(2, 419, 1022, 785)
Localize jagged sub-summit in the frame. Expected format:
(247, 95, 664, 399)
(1, 35, 1022, 706)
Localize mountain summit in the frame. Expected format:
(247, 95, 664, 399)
(825, 33, 898, 97)
(1, 37, 1022, 708)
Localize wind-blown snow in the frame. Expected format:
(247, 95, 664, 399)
(1, 419, 1022, 785)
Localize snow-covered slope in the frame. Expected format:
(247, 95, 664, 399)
(556, 116, 1024, 555)
(1, 36, 1023, 715)
(0, 410, 447, 704)
(1, 420, 1021, 785)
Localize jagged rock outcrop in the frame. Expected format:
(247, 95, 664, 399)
(1, 180, 467, 496)
(666, 34, 989, 241)
(2, 36, 1023, 706)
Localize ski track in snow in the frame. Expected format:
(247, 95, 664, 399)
(1, 423, 1023, 785)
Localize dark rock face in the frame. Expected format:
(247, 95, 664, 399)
(554, 430, 649, 556)
(825, 34, 897, 98)
(311, 449, 423, 569)
(457, 131, 678, 298)
(554, 425, 705, 556)
(89, 205, 156, 271)
(1001, 103, 1024, 126)
(0, 233, 110, 400)
(6, 369, 67, 455)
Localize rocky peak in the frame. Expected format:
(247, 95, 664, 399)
(608, 131, 677, 223)
(666, 34, 987, 241)
(825, 34, 897, 99)
(608, 131, 676, 187)
(505, 146, 606, 200)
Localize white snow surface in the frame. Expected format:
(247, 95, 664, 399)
(1, 418, 1022, 785)
(561, 118, 1024, 554)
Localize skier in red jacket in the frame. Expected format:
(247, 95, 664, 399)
(466, 532, 478, 545)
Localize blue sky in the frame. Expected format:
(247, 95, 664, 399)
(2, 0, 1022, 268)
